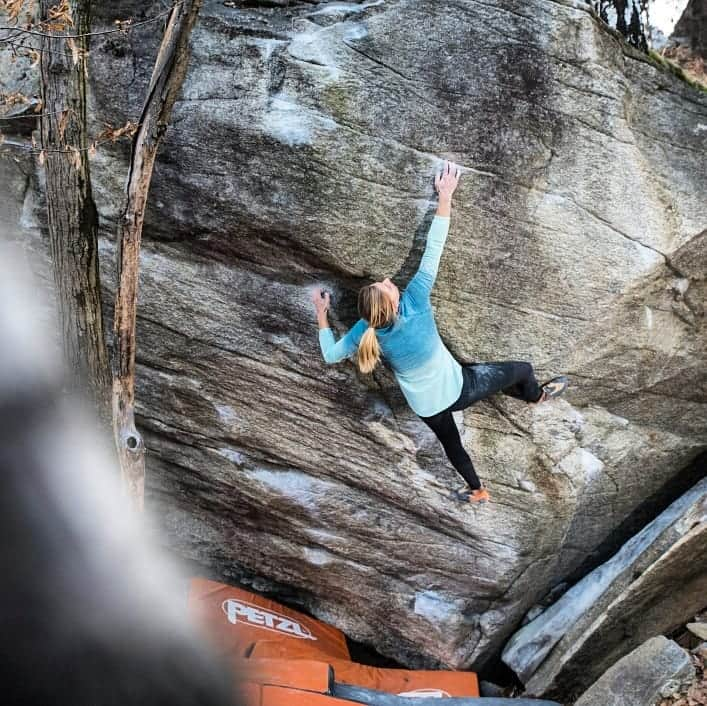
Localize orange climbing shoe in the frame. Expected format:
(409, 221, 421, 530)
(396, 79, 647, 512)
(469, 488, 490, 503)
(452, 486, 490, 504)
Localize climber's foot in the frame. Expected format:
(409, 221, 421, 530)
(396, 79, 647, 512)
(452, 486, 490, 504)
(531, 376, 569, 404)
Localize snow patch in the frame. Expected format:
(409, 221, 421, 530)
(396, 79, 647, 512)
(343, 22, 369, 41)
(303, 547, 335, 566)
(645, 305, 653, 329)
(19, 185, 40, 231)
(214, 403, 241, 426)
(263, 94, 338, 146)
(288, 28, 341, 81)
(635, 241, 663, 269)
(671, 277, 689, 296)
(248, 468, 336, 511)
(217, 448, 246, 465)
(578, 448, 604, 481)
(309, 0, 384, 17)
(250, 37, 287, 63)
(305, 528, 345, 544)
(413, 591, 463, 626)
(519, 479, 537, 493)
(559, 448, 604, 484)
(479, 609, 507, 636)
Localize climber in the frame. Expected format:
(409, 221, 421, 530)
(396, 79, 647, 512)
(311, 161, 568, 504)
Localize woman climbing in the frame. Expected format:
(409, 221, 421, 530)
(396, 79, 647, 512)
(311, 161, 568, 504)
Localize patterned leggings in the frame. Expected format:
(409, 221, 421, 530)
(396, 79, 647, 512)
(419, 362, 542, 489)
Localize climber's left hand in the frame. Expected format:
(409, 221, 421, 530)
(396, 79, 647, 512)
(311, 287, 330, 316)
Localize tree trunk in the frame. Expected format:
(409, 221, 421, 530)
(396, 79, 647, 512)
(112, 0, 203, 510)
(39, 0, 111, 425)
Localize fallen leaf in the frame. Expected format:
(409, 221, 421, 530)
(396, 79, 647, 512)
(0, 0, 26, 21)
(114, 17, 133, 33)
(68, 144, 81, 169)
(46, 0, 73, 29)
(1, 91, 30, 107)
(57, 108, 70, 141)
(96, 120, 139, 142)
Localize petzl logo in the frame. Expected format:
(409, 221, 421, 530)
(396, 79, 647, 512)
(222, 599, 317, 641)
(397, 688, 451, 698)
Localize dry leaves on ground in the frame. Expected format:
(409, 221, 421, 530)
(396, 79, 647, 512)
(662, 45, 706, 88)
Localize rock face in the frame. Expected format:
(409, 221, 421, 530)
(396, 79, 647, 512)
(688, 623, 707, 641)
(502, 477, 707, 699)
(574, 636, 695, 706)
(1, 0, 706, 671)
(671, 0, 707, 60)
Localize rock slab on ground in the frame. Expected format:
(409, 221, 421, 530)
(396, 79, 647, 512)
(502, 477, 707, 699)
(574, 636, 694, 706)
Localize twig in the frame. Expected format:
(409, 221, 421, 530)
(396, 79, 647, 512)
(0, 1, 183, 42)
(2, 37, 79, 58)
(0, 108, 63, 121)
(1, 120, 143, 154)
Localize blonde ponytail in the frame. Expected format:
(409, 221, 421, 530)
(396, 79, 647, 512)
(356, 283, 397, 374)
(358, 327, 381, 374)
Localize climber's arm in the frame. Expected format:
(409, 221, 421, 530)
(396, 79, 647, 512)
(411, 211, 450, 286)
(319, 320, 367, 364)
(405, 161, 459, 305)
(312, 288, 367, 364)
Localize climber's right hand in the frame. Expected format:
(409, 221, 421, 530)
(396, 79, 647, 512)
(434, 160, 461, 202)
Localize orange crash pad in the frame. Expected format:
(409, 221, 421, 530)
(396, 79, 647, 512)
(248, 638, 344, 662)
(331, 660, 478, 698)
(235, 658, 331, 692)
(191, 577, 480, 702)
(247, 641, 478, 697)
(188, 577, 350, 661)
(261, 685, 356, 706)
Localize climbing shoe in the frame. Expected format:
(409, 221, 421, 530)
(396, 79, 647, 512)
(532, 375, 569, 404)
(452, 486, 490, 504)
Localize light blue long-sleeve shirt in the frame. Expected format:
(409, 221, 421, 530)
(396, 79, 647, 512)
(318, 215, 463, 417)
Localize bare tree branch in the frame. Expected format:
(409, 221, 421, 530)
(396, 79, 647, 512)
(112, 0, 202, 510)
(0, 1, 183, 41)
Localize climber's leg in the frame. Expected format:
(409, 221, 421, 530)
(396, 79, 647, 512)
(419, 409, 482, 490)
(498, 361, 543, 402)
(451, 361, 543, 407)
